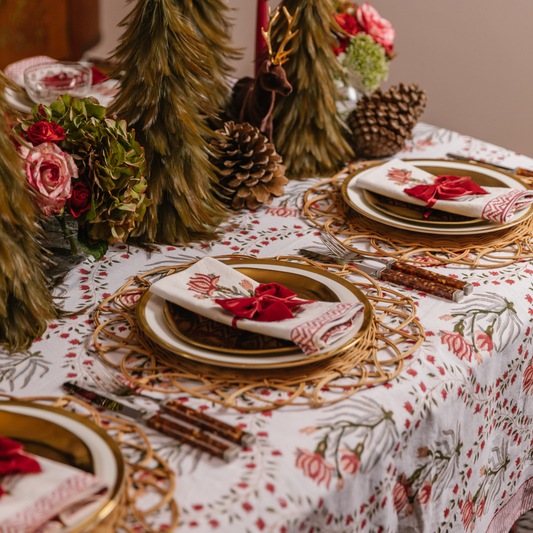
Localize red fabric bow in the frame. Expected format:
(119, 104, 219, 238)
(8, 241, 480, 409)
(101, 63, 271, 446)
(0, 436, 41, 498)
(215, 283, 314, 323)
(405, 175, 489, 216)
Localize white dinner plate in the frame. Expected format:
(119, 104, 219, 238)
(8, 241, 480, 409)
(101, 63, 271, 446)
(0, 401, 125, 533)
(5, 79, 120, 114)
(137, 259, 372, 369)
(342, 159, 533, 235)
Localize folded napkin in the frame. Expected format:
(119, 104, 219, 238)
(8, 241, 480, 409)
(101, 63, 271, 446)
(356, 159, 533, 223)
(0, 437, 109, 533)
(150, 257, 365, 356)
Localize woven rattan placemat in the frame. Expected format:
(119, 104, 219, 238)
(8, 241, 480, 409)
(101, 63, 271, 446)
(92, 255, 424, 412)
(0, 394, 178, 533)
(303, 164, 533, 268)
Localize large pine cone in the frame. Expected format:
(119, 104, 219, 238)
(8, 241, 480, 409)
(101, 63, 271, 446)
(211, 121, 288, 210)
(348, 82, 428, 158)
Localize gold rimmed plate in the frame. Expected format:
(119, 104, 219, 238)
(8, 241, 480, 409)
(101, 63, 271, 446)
(0, 400, 125, 533)
(162, 268, 340, 356)
(342, 159, 533, 235)
(137, 259, 373, 369)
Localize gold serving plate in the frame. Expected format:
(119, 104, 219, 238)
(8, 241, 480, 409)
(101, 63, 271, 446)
(0, 410, 94, 472)
(137, 259, 373, 369)
(341, 159, 533, 235)
(363, 165, 510, 225)
(0, 401, 125, 533)
(163, 267, 340, 356)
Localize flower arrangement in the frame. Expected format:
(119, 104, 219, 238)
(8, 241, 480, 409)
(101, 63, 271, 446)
(332, 1, 396, 93)
(12, 95, 149, 259)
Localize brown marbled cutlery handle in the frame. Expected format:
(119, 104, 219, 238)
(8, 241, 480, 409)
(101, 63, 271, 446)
(380, 270, 464, 302)
(389, 262, 473, 295)
(162, 400, 256, 448)
(517, 168, 533, 178)
(146, 413, 239, 462)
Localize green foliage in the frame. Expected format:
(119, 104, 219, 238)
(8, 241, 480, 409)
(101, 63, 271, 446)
(272, 0, 354, 178)
(77, 227, 108, 260)
(0, 72, 57, 351)
(342, 33, 389, 93)
(109, 0, 228, 244)
(19, 96, 150, 245)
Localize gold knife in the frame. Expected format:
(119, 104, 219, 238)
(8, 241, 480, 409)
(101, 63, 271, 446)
(447, 153, 533, 178)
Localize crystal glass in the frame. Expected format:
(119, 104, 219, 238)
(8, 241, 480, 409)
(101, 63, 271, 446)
(24, 62, 92, 105)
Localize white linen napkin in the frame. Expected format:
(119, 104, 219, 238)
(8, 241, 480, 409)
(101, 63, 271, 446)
(0, 455, 109, 533)
(150, 257, 365, 356)
(356, 159, 533, 223)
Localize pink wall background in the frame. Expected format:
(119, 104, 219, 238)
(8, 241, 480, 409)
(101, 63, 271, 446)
(88, 0, 533, 158)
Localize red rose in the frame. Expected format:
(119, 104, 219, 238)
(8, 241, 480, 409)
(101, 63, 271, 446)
(333, 13, 360, 55)
(26, 121, 66, 145)
(68, 182, 91, 218)
(336, 13, 360, 36)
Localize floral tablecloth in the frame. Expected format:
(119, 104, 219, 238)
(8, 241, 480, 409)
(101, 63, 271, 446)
(3, 123, 533, 533)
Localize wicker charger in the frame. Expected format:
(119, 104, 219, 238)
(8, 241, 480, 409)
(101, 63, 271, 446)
(303, 163, 533, 268)
(0, 393, 179, 533)
(92, 255, 424, 412)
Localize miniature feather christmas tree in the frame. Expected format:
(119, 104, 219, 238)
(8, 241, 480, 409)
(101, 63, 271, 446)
(271, 0, 354, 178)
(175, 0, 241, 111)
(110, 0, 228, 244)
(0, 73, 56, 351)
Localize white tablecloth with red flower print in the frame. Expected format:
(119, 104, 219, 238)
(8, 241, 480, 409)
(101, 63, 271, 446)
(3, 123, 533, 533)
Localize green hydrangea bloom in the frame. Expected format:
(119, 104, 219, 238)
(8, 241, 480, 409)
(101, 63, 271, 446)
(342, 33, 389, 93)
(19, 95, 149, 247)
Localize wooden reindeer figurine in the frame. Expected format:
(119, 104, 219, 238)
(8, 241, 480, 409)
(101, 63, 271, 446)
(231, 7, 299, 142)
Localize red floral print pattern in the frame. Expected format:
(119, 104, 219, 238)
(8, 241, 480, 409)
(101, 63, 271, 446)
(295, 449, 335, 489)
(186, 273, 220, 297)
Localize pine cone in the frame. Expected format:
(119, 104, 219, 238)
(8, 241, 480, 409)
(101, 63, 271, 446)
(211, 122, 288, 210)
(348, 82, 428, 158)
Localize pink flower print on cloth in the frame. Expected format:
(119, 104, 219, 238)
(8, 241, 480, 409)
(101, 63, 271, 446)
(150, 257, 365, 357)
(387, 168, 414, 185)
(356, 158, 533, 223)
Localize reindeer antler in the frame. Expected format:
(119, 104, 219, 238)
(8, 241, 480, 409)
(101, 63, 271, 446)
(272, 7, 299, 66)
(261, 6, 281, 62)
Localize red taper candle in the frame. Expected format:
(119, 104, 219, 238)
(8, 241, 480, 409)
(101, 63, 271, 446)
(255, 0, 269, 77)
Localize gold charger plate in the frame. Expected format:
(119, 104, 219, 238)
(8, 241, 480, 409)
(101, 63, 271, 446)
(342, 159, 533, 235)
(162, 268, 340, 355)
(0, 400, 125, 533)
(137, 259, 373, 369)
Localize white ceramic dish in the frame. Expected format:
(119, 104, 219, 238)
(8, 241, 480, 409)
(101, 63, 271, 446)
(343, 159, 533, 235)
(138, 260, 371, 369)
(5, 79, 120, 113)
(0, 401, 124, 532)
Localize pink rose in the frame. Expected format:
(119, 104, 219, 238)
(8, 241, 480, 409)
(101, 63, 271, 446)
(23, 142, 78, 216)
(295, 449, 335, 488)
(357, 2, 395, 54)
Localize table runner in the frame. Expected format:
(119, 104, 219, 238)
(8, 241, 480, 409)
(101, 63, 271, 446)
(2, 123, 533, 532)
